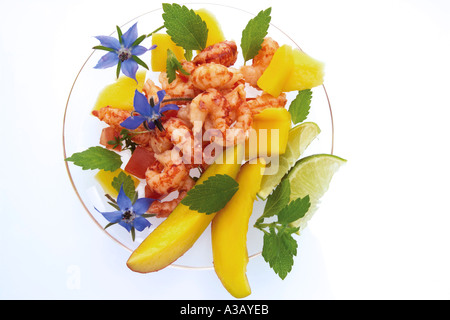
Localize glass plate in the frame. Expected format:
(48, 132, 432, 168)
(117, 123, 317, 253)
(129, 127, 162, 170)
(62, 3, 334, 270)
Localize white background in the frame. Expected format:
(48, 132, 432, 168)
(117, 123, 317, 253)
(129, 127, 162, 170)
(1, 0, 450, 300)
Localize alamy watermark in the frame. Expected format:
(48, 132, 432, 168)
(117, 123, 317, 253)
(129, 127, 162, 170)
(168, 121, 281, 175)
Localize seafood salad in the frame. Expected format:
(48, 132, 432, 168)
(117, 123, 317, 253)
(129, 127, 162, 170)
(65, 4, 344, 299)
(91, 37, 286, 218)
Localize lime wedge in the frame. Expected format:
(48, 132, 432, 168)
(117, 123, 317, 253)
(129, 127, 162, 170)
(257, 122, 321, 200)
(287, 154, 346, 232)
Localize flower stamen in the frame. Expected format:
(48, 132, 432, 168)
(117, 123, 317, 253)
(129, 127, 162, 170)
(122, 209, 135, 223)
(118, 47, 132, 62)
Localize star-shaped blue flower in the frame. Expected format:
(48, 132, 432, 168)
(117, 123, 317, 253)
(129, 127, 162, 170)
(93, 23, 156, 81)
(95, 185, 154, 236)
(121, 90, 179, 131)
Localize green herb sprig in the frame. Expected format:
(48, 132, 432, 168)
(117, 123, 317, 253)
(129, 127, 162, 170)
(254, 179, 311, 279)
(65, 146, 122, 172)
(181, 174, 239, 215)
(162, 3, 209, 51)
(289, 89, 312, 124)
(107, 129, 139, 153)
(240, 7, 272, 63)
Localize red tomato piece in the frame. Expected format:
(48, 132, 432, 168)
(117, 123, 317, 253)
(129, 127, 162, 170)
(124, 146, 156, 179)
(100, 127, 122, 151)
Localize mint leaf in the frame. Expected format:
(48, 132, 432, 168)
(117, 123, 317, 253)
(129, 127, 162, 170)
(65, 146, 122, 172)
(278, 196, 311, 225)
(162, 3, 208, 51)
(289, 89, 312, 124)
(255, 179, 290, 226)
(166, 48, 190, 83)
(111, 171, 137, 201)
(240, 7, 272, 63)
(181, 174, 239, 214)
(262, 226, 299, 280)
(255, 177, 311, 279)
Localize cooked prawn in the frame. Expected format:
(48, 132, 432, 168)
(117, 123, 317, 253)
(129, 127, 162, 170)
(247, 92, 287, 115)
(92, 107, 153, 147)
(191, 63, 243, 91)
(159, 61, 200, 104)
(192, 40, 238, 67)
(147, 190, 191, 218)
(145, 150, 196, 218)
(145, 155, 193, 197)
(142, 79, 162, 102)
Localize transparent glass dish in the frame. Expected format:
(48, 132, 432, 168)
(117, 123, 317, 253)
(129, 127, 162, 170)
(63, 3, 334, 270)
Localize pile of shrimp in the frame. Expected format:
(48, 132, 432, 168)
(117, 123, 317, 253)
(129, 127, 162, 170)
(93, 37, 287, 218)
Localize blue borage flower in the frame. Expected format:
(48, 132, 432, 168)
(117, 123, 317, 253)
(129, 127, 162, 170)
(121, 90, 179, 131)
(93, 22, 156, 81)
(95, 185, 155, 240)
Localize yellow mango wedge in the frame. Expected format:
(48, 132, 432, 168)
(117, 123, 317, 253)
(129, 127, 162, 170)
(151, 33, 185, 72)
(92, 70, 146, 111)
(127, 144, 244, 273)
(282, 48, 324, 92)
(195, 9, 225, 47)
(246, 108, 292, 160)
(257, 45, 293, 97)
(211, 159, 266, 298)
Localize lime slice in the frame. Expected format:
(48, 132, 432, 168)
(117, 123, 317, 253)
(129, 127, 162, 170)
(257, 122, 321, 200)
(287, 154, 346, 232)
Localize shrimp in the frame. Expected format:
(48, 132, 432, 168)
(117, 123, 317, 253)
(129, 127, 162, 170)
(162, 117, 197, 164)
(187, 85, 252, 146)
(247, 92, 288, 115)
(145, 150, 196, 218)
(145, 157, 192, 197)
(92, 107, 153, 147)
(159, 61, 200, 104)
(142, 79, 162, 102)
(224, 101, 253, 146)
(92, 107, 130, 130)
(240, 37, 279, 88)
(192, 40, 238, 67)
(189, 88, 233, 136)
(223, 83, 247, 110)
(148, 191, 188, 218)
(148, 187, 193, 218)
(143, 78, 180, 110)
(191, 63, 243, 91)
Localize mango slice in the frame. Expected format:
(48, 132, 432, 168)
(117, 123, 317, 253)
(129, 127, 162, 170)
(282, 48, 324, 92)
(257, 45, 325, 96)
(151, 33, 185, 72)
(126, 144, 245, 273)
(95, 168, 140, 198)
(257, 45, 293, 97)
(246, 108, 292, 160)
(211, 159, 266, 298)
(92, 70, 146, 111)
(195, 9, 225, 47)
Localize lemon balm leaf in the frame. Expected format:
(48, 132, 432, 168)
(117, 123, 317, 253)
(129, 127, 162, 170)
(255, 179, 290, 226)
(162, 3, 209, 51)
(241, 7, 272, 63)
(181, 174, 239, 215)
(256, 178, 311, 279)
(278, 196, 311, 225)
(262, 227, 299, 280)
(289, 89, 312, 124)
(111, 171, 137, 202)
(65, 146, 122, 172)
